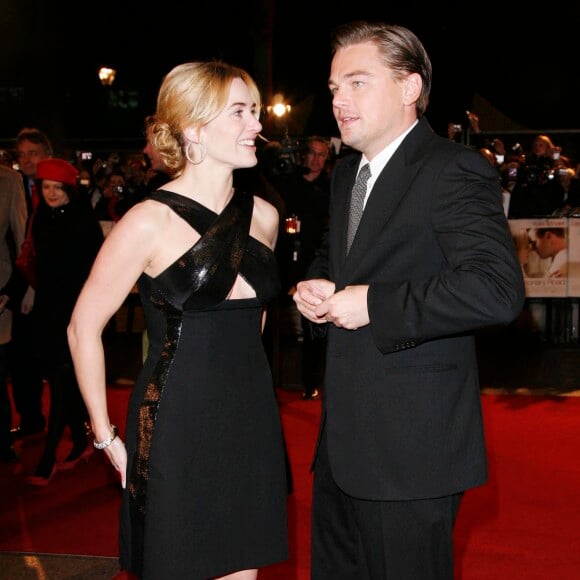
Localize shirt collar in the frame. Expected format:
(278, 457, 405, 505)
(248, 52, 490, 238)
(358, 120, 418, 205)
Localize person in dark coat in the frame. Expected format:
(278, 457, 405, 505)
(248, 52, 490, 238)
(272, 136, 331, 399)
(25, 158, 104, 485)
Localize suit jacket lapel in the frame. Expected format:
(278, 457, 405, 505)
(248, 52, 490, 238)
(342, 119, 434, 273)
(331, 155, 360, 275)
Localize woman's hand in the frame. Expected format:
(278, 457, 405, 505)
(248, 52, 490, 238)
(103, 436, 128, 488)
(293, 279, 334, 324)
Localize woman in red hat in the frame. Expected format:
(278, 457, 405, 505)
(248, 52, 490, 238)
(25, 158, 104, 485)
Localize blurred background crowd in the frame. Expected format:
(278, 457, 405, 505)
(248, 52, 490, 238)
(448, 113, 580, 219)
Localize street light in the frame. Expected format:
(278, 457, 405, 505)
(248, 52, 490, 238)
(266, 93, 291, 138)
(98, 66, 116, 86)
(267, 102, 291, 118)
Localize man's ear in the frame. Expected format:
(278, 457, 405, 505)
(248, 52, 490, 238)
(402, 73, 422, 105)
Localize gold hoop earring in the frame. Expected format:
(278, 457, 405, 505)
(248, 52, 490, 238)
(185, 141, 206, 165)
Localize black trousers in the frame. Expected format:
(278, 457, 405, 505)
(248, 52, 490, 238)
(36, 361, 89, 466)
(300, 316, 326, 396)
(8, 311, 45, 429)
(311, 429, 463, 580)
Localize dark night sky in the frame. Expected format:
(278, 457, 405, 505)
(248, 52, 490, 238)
(1, 1, 579, 148)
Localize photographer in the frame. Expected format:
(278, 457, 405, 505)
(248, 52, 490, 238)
(509, 134, 564, 218)
(270, 136, 332, 400)
(93, 168, 127, 222)
(269, 137, 331, 290)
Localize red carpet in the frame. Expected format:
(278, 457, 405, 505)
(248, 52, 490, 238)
(1, 387, 579, 579)
(453, 394, 580, 580)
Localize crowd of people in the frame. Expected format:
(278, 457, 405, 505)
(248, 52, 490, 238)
(448, 114, 580, 219)
(0, 16, 573, 580)
(451, 117, 580, 343)
(0, 122, 172, 478)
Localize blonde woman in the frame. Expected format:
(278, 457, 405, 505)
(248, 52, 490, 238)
(68, 61, 288, 579)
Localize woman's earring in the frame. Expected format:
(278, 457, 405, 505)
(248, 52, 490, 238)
(185, 141, 207, 165)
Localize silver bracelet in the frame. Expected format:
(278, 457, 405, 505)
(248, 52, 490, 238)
(93, 425, 118, 450)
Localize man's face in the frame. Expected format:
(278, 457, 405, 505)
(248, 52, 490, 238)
(530, 231, 551, 259)
(17, 139, 49, 178)
(328, 41, 419, 160)
(303, 142, 328, 176)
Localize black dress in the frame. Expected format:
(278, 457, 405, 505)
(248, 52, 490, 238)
(119, 189, 289, 579)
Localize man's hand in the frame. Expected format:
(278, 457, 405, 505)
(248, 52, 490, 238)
(315, 285, 370, 330)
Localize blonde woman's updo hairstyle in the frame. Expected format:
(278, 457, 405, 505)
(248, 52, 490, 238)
(150, 61, 261, 177)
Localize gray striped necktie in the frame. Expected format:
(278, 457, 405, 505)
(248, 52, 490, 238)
(346, 163, 371, 252)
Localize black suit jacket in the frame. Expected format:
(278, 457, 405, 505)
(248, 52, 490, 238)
(308, 117, 525, 500)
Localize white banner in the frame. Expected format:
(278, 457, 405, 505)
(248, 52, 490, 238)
(508, 218, 570, 297)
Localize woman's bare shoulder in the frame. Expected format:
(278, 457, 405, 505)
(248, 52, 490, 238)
(252, 195, 279, 248)
(253, 195, 279, 224)
(117, 197, 172, 232)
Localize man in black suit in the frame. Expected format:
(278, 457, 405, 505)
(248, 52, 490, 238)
(293, 21, 525, 579)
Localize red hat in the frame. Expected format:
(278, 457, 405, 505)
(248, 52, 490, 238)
(36, 158, 79, 186)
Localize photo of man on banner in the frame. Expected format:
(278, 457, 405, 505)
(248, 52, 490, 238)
(528, 227, 567, 278)
(509, 218, 569, 298)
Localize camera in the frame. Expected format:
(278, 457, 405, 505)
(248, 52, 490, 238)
(452, 124, 462, 132)
(114, 186, 125, 195)
(266, 138, 301, 177)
